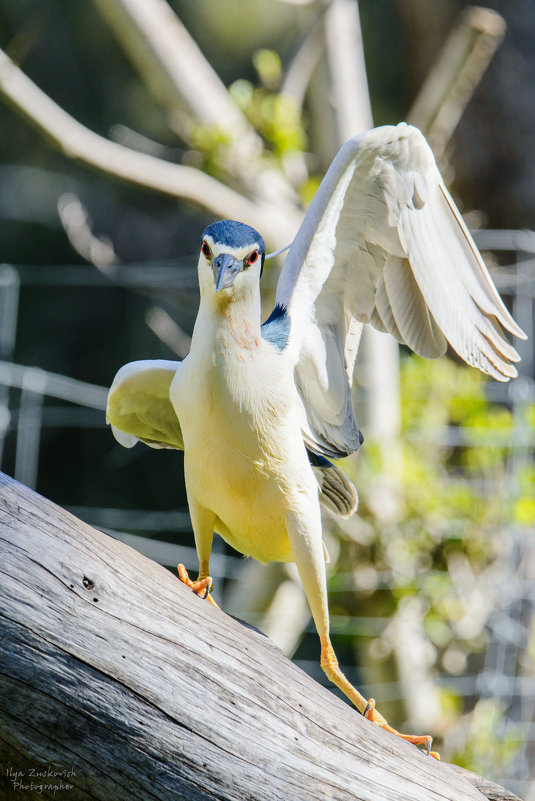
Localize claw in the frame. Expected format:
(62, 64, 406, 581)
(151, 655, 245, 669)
(177, 563, 218, 606)
(363, 698, 439, 759)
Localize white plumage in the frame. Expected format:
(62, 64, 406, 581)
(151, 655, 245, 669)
(107, 123, 525, 755)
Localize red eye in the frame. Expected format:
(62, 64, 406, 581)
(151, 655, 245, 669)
(201, 241, 211, 259)
(247, 250, 259, 265)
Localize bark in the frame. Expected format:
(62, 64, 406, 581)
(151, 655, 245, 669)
(0, 472, 520, 800)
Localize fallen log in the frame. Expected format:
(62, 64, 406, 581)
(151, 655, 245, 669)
(0, 472, 521, 800)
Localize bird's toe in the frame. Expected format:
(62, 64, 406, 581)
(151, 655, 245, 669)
(177, 564, 218, 606)
(363, 698, 439, 759)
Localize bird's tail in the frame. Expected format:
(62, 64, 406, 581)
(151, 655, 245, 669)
(312, 464, 358, 519)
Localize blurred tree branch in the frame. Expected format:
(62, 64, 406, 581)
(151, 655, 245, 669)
(57, 193, 120, 273)
(407, 6, 506, 162)
(90, 0, 302, 209)
(324, 0, 373, 144)
(0, 3, 505, 255)
(0, 48, 299, 247)
(282, 14, 325, 111)
(91, 0, 255, 142)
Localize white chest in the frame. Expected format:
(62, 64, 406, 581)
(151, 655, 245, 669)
(173, 301, 302, 457)
(169, 305, 316, 561)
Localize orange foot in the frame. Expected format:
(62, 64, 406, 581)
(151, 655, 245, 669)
(177, 564, 218, 607)
(364, 698, 440, 759)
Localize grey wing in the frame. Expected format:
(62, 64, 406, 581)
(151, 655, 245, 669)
(107, 359, 183, 450)
(271, 123, 525, 458)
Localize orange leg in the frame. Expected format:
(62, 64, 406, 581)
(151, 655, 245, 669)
(320, 635, 439, 759)
(363, 699, 440, 759)
(177, 563, 219, 607)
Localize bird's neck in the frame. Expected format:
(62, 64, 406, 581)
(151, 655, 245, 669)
(193, 284, 262, 354)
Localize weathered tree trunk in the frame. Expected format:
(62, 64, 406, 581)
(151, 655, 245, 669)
(0, 473, 521, 801)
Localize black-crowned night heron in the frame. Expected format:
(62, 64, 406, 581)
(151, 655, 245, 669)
(107, 123, 525, 758)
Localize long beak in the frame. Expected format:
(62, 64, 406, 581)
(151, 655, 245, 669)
(212, 253, 241, 291)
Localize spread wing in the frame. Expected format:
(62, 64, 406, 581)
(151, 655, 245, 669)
(271, 122, 525, 459)
(106, 360, 183, 450)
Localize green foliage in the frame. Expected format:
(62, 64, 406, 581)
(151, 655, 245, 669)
(332, 354, 534, 763)
(186, 125, 233, 178)
(298, 175, 323, 208)
(252, 48, 282, 90)
(350, 357, 516, 598)
(229, 66, 307, 159)
(450, 699, 524, 775)
(189, 49, 307, 178)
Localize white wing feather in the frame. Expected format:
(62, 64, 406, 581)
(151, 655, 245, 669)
(274, 123, 525, 458)
(106, 360, 183, 450)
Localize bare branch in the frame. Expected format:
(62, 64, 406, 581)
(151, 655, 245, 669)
(0, 48, 299, 245)
(324, 0, 373, 143)
(91, 0, 305, 210)
(0, 360, 107, 409)
(407, 6, 506, 159)
(0, 471, 517, 801)
(90, 0, 256, 145)
(282, 15, 325, 111)
(57, 193, 119, 273)
(145, 306, 192, 358)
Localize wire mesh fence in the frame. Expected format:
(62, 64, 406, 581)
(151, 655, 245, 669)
(0, 229, 534, 798)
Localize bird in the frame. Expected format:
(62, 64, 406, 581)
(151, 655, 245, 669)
(106, 122, 525, 759)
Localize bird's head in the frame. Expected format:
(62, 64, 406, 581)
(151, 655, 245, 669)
(198, 220, 266, 304)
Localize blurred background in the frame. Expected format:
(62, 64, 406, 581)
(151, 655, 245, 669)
(0, 0, 534, 795)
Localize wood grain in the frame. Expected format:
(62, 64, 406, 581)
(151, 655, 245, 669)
(0, 472, 517, 800)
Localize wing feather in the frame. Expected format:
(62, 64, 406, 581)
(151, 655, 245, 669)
(107, 360, 183, 450)
(383, 256, 446, 358)
(374, 267, 403, 343)
(399, 197, 519, 379)
(271, 123, 525, 456)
